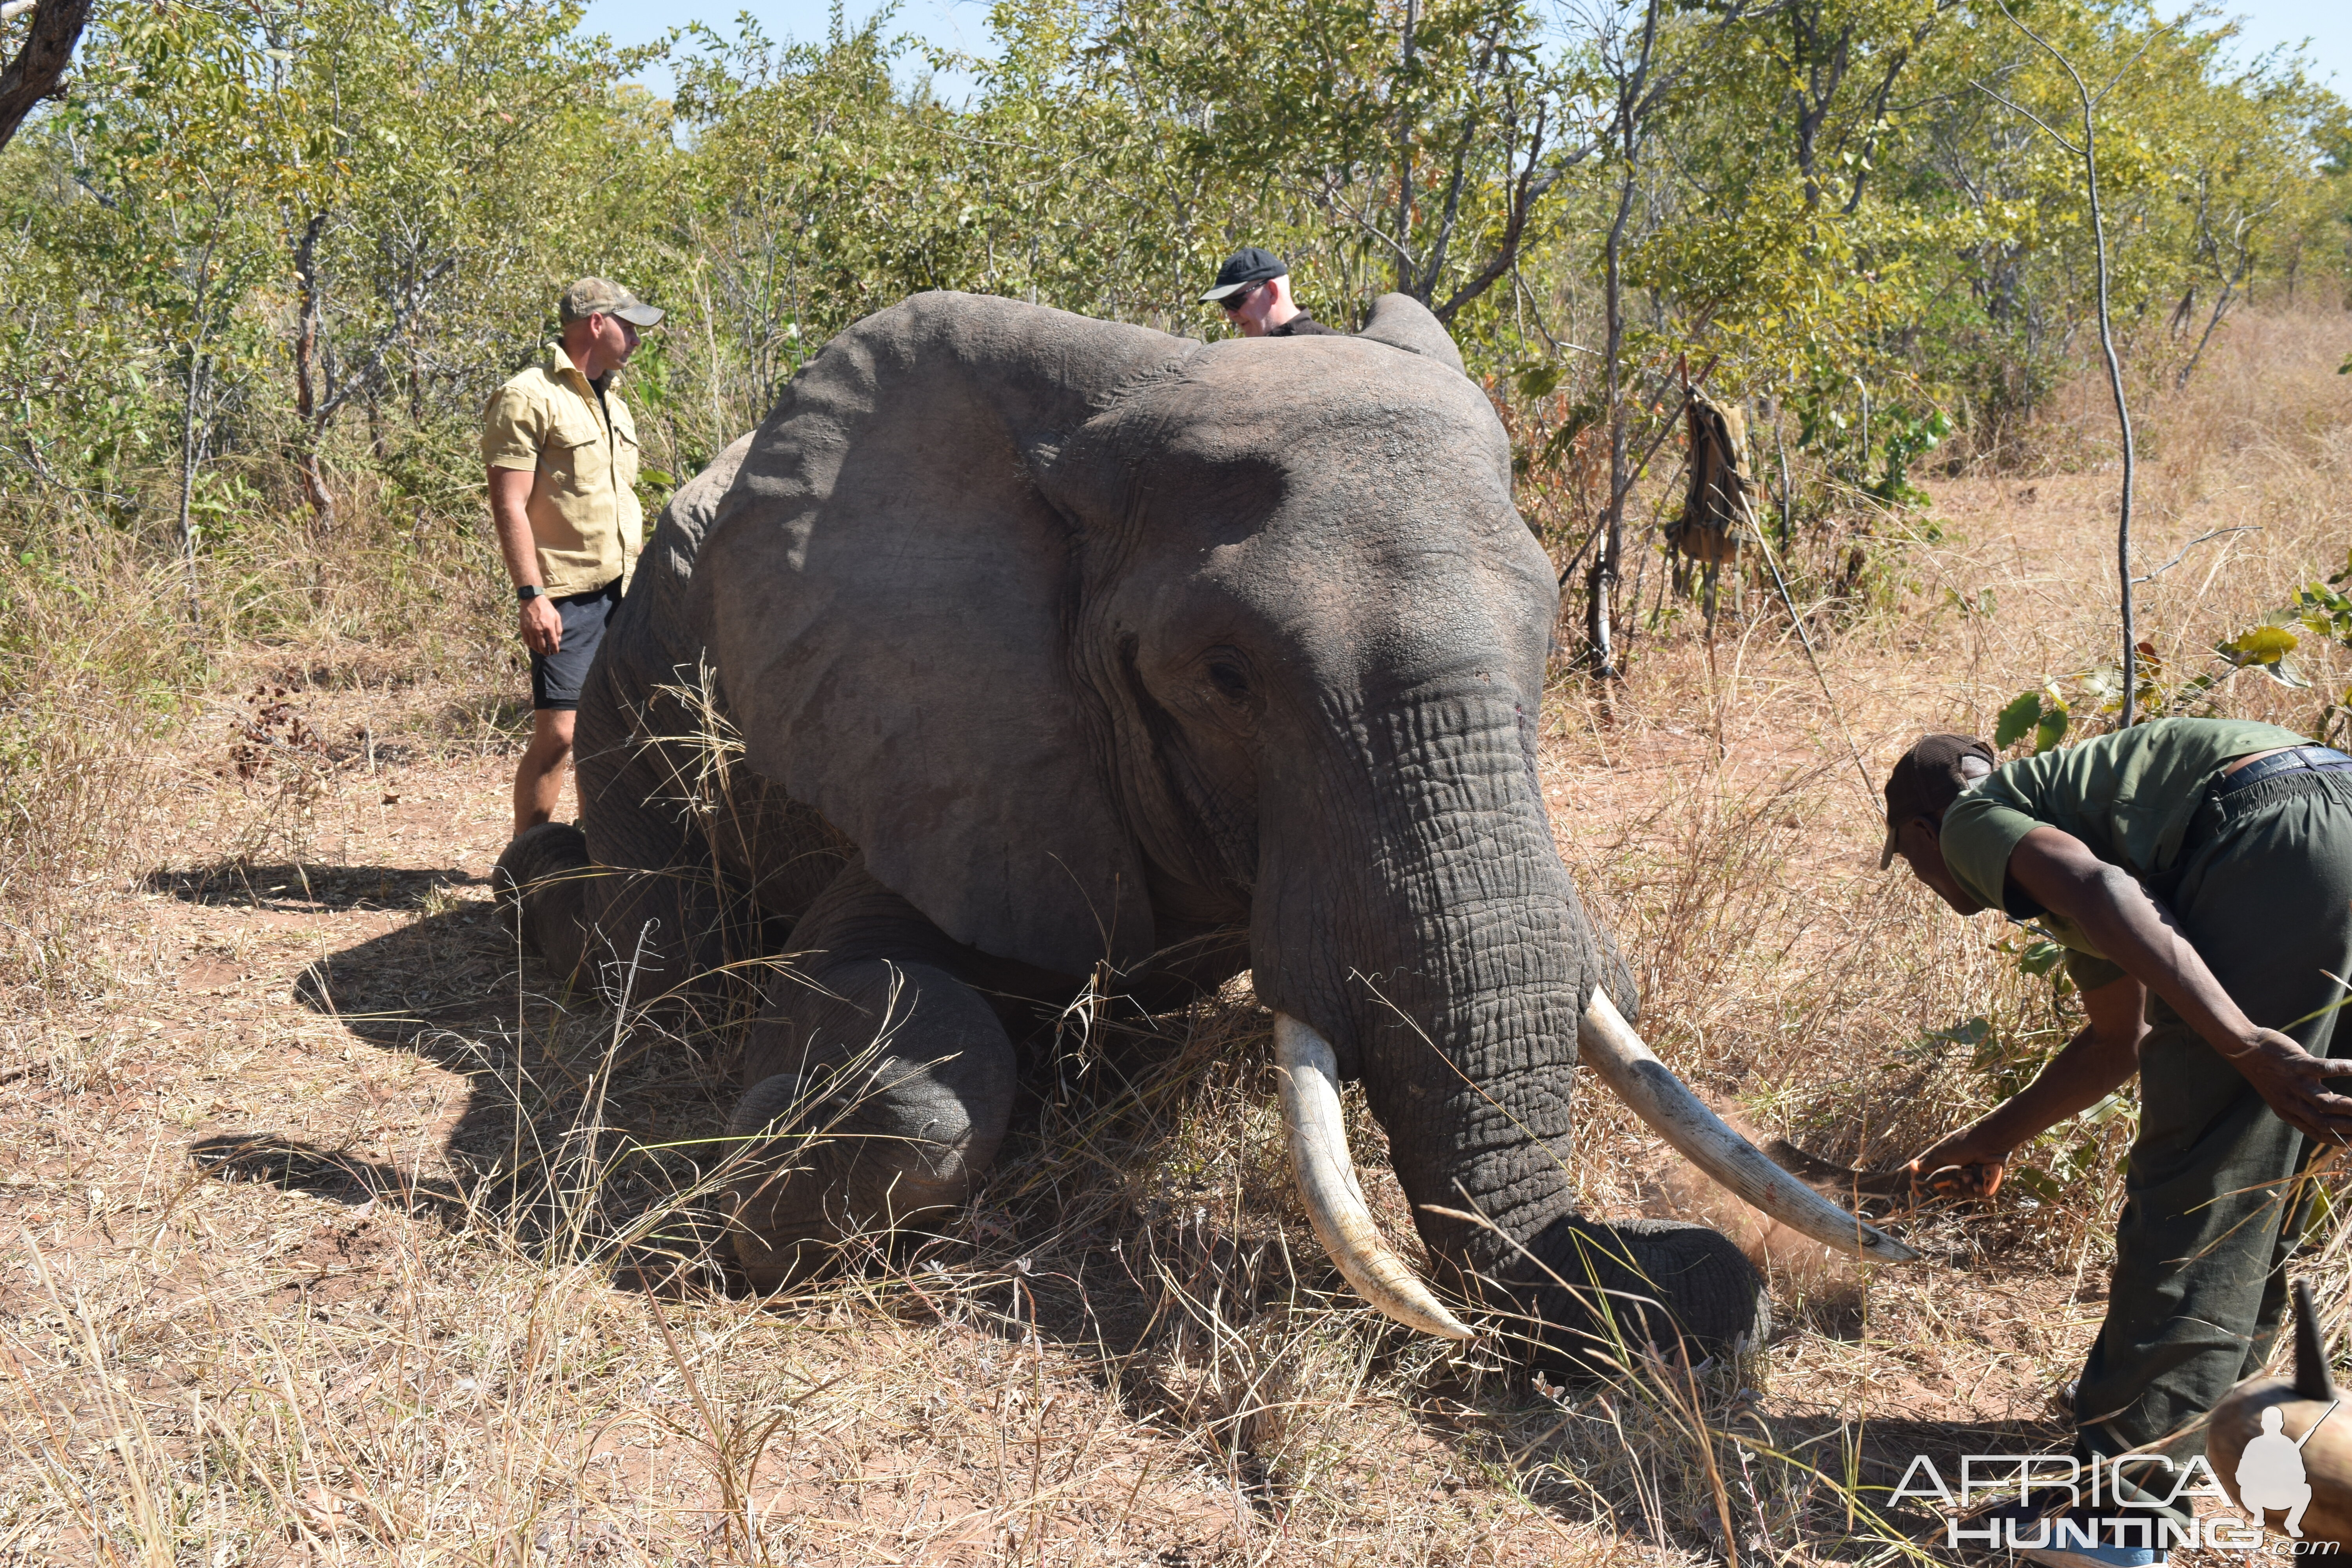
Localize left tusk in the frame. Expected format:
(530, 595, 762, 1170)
(1578, 989, 1920, 1263)
(1274, 1014, 1475, 1341)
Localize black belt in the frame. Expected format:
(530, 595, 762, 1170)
(2214, 745, 2352, 796)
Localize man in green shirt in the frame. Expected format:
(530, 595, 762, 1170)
(1883, 718, 2352, 1568)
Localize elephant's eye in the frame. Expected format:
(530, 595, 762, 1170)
(1206, 658, 1252, 704)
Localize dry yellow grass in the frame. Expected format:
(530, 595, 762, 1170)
(3, 299, 2350, 1565)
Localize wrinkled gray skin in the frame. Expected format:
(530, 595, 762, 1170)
(499, 290, 1763, 1363)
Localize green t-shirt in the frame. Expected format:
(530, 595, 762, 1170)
(1938, 717, 2308, 991)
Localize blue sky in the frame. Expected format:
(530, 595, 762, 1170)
(584, 0, 992, 101)
(581, 0, 2352, 104)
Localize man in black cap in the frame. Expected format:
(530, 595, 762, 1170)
(1201, 247, 1341, 338)
(1882, 717, 2352, 1567)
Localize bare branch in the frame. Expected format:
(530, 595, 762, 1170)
(2132, 526, 2261, 584)
(1967, 78, 2081, 155)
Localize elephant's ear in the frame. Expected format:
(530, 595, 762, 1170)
(693, 292, 1200, 976)
(1356, 293, 1468, 376)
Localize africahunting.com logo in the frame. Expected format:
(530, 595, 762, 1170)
(1892, 1450, 2341, 1555)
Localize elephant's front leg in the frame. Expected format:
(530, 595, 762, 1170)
(725, 859, 1018, 1289)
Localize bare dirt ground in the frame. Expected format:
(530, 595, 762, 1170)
(5, 305, 2350, 1565)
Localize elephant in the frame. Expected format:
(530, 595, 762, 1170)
(497, 289, 1909, 1366)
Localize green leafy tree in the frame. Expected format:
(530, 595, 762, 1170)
(46, 0, 302, 621)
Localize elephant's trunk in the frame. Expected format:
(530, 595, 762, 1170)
(1252, 681, 1896, 1350)
(1252, 682, 1652, 1330)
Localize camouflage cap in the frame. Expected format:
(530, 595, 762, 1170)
(1879, 733, 1998, 869)
(559, 277, 664, 327)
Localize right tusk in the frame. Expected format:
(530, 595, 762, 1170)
(1578, 990, 1920, 1263)
(1274, 1014, 1475, 1341)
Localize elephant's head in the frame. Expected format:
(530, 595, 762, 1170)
(690, 291, 1905, 1363)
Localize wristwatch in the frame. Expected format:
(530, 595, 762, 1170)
(517, 584, 546, 603)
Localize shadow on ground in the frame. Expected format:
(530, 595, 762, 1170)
(181, 903, 2056, 1561)
(189, 894, 748, 1292)
(146, 860, 482, 914)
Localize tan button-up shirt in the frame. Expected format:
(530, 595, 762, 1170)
(481, 343, 643, 597)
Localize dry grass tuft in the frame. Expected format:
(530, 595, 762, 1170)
(4, 298, 2352, 1563)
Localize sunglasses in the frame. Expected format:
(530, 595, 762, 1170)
(1220, 281, 1261, 312)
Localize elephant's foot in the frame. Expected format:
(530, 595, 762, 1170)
(496, 823, 742, 1033)
(724, 958, 1018, 1291)
(494, 823, 594, 981)
(1490, 1214, 1766, 1375)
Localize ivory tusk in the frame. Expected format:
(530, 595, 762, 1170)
(1578, 990, 1919, 1263)
(0, 2, 35, 23)
(1274, 1014, 1475, 1341)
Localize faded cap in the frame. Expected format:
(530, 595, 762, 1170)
(559, 277, 664, 327)
(1879, 733, 1997, 869)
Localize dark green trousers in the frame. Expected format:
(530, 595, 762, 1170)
(2076, 768, 2352, 1521)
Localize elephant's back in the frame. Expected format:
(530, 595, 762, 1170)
(577, 430, 818, 889)
(580, 428, 754, 809)
(625, 430, 757, 657)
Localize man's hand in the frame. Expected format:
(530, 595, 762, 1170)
(1906, 1128, 2011, 1198)
(1897, 977, 2144, 1203)
(2222, 1028, 2352, 1147)
(520, 594, 562, 657)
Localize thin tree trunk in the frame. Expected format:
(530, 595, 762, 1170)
(2166, 282, 2198, 338)
(1588, 0, 1661, 679)
(177, 349, 206, 632)
(1987, 0, 2142, 724)
(1588, 163, 1631, 679)
(1775, 411, 1793, 554)
(2075, 79, 2136, 722)
(697, 269, 723, 446)
(2174, 258, 2246, 390)
(1623, 524, 1651, 647)
(1394, 0, 1418, 294)
(292, 211, 336, 531)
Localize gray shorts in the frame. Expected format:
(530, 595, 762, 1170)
(529, 580, 621, 711)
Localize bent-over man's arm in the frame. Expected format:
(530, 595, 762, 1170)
(1908, 974, 2145, 1194)
(2007, 824, 2352, 1145)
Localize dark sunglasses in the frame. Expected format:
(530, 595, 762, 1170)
(1219, 281, 1261, 312)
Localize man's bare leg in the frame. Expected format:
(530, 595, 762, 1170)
(514, 707, 577, 836)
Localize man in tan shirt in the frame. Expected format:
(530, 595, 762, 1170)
(482, 277, 661, 837)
